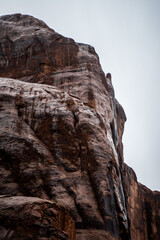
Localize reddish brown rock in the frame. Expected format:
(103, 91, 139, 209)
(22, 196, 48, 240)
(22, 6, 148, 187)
(0, 196, 75, 240)
(122, 164, 160, 240)
(0, 13, 159, 240)
(0, 77, 128, 239)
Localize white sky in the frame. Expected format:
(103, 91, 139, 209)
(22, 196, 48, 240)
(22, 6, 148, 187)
(1, 0, 160, 190)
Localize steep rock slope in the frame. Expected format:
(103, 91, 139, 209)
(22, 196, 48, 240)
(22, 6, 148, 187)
(0, 14, 159, 240)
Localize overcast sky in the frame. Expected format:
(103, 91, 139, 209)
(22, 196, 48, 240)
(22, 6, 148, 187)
(1, 0, 160, 190)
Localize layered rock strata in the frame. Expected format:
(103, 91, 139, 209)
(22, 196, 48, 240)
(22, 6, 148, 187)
(0, 14, 159, 240)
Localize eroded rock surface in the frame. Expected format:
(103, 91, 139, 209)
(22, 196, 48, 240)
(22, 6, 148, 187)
(122, 164, 160, 240)
(0, 196, 75, 240)
(0, 13, 159, 240)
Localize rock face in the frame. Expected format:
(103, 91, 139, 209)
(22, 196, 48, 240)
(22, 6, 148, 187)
(0, 196, 75, 240)
(122, 164, 160, 240)
(0, 14, 159, 240)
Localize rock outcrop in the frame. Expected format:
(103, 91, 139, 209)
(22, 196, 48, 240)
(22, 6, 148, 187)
(0, 14, 159, 240)
(122, 164, 160, 240)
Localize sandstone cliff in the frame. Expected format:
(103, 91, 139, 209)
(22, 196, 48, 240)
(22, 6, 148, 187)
(0, 14, 159, 240)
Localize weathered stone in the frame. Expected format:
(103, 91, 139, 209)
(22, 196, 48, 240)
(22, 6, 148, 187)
(122, 164, 160, 240)
(0, 13, 159, 240)
(0, 196, 75, 240)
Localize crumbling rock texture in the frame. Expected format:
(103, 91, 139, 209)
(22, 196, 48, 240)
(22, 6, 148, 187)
(0, 13, 159, 240)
